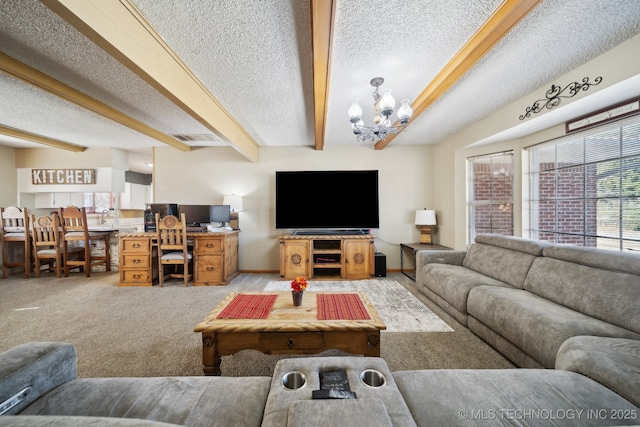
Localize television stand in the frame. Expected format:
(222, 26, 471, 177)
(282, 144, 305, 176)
(279, 234, 374, 280)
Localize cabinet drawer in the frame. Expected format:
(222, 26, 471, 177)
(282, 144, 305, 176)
(122, 270, 151, 283)
(259, 332, 324, 350)
(121, 254, 150, 268)
(195, 238, 223, 254)
(121, 238, 148, 252)
(196, 255, 223, 282)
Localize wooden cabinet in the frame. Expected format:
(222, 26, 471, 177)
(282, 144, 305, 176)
(35, 192, 84, 208)
(119, 235, 156, 286)
(344, 239, 374, 280)
(118, 231, 239, 286)
(279, 235, 374, 280)
(119, 183, 149, 209)
(280, 239, 310, 278)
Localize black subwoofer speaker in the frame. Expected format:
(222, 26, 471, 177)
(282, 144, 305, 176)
(374, 252, 386, 277)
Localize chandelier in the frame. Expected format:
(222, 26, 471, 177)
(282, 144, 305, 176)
(348, 77, 413, 143)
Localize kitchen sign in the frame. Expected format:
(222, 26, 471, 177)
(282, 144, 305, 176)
(32, 169, 96, 185)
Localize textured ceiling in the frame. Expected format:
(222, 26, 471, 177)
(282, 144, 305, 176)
(1, 0, 640, 171)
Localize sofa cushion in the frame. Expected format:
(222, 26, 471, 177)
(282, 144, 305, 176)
(393, 369, 639, 427)
(422, 264, 510, 316)
(0, 415, 180, 426)
(524, 255, 640, 334)
(286, 399, 393, 427)
(462, 238, 541, 288)
(556, 336, 640, 407)
(474, 234, 549, 256)
(0, 342, 76, 415)
(20, 376, 271, 427)
(467, 286, 640, 368)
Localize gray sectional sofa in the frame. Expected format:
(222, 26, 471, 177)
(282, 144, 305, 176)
(1, 342, 639, 426)
(416, 234, 640, 407)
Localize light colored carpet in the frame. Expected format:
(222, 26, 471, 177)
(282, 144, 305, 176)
(0, 272, 513, 377)
(263, 279, 453, 333)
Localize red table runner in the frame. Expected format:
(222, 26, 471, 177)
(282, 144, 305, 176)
(317, 293, 371, 320)
(217, 294, 277, 319)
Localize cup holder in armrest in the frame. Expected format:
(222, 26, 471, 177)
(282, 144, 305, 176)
(282, 371, 307, 390)
(360, 369, 386, 388)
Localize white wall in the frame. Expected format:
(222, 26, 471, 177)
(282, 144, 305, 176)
(0, 146, 17, 207)
(153, 144, 435, 271)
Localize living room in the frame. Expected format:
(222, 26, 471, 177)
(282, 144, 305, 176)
(1, 1, 640, 425)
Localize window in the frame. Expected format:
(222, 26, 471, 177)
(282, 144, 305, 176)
(467, 151, 514, 243)
(84, 193, 116, 214)
(527, 116, 640, 251)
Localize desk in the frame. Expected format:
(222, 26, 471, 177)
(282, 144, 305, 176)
(400, 242, 451, 281)
(118, 231, 239, 286)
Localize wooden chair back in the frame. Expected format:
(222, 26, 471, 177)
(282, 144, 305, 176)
(157, 213, 188, 250)
(59, 206, 90, 239)
(156, 213, 191, 286)
(1, 206, 28, 233)
(31, 214, 61, 277)
(1, 206, 31, 278)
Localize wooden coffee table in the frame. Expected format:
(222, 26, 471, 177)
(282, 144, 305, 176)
(194, 291, 386, 375)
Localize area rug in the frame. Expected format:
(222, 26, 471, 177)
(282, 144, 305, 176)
(263, 279, 453, 333)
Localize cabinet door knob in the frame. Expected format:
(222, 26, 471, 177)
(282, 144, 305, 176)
(288, 338, 295, 349)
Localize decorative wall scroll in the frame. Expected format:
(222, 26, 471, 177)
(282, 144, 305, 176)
(519, 76, 603, 121)
(566, 97, 640, 133)
(31, 169, 96, 185)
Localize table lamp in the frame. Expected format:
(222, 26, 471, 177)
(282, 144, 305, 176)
(415, 209, 437, 244)
(223, 194, 243, 229)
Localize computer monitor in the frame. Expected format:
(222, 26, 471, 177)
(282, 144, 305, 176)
(210, 205, 231, 227)
(179, 204, 211, 226)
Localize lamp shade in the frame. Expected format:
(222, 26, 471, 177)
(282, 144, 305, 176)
(223, 194, 243, 211)
(415, 209, 436, 225)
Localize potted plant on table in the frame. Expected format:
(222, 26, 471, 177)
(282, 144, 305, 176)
(291, 276, 308, 306)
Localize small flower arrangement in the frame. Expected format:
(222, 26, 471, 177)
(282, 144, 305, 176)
(291, 276, 308, 293)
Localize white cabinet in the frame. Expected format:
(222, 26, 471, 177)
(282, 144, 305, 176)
(119, 183, 149, 209)
(35, 192, 85, 208)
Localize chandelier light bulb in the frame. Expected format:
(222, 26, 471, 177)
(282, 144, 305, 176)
(348, 99, 363, 123)
(379, 88, 395, 117)
(347, 78, 411, 143)
(397, 99, 413, 124)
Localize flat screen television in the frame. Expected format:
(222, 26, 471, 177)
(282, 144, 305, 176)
(179, 204, 211, 226)
(275, 170, 379, 230)
(210, 204, 231, 226)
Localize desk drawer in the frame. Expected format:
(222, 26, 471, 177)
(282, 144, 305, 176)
(259, 332, 324, 351)
(195, 238, 223, 254)
(196, 255, 223, 282)
(121, 270, 151, 283)
(121, 254, 150, 268)
(121, 238, 148, 252)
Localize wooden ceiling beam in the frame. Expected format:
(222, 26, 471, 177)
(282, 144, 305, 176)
(0, 124, 86, 152)
(375, 0, 542, 150)
(0, 51, 190, 152)
(41, 0, 260, 162)
(311, 0, 336, 150)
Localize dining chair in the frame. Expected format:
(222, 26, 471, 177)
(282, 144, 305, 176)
(30, 213, 84, 278)
(156, 213, 192, 287)
(59, 206, 111, 277)
(1, 206, 31, 279)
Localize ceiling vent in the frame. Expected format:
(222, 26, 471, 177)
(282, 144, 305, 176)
(170, 134, 225, 145)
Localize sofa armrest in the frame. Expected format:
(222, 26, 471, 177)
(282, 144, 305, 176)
(556, 336, 640, 407)
(416, 250, 466, 273)
(0, 342, 77, 415)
